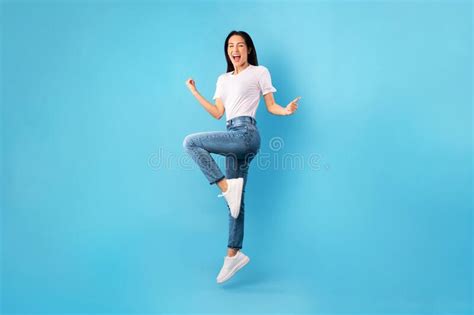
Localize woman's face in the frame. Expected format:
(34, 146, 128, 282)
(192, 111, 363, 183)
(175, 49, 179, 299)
(227, 35, 250, 68)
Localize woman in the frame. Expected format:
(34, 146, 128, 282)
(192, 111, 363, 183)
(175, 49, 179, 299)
(183, 30, 300, 284)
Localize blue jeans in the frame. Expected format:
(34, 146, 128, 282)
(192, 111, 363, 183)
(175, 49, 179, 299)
(183, 116, 261, 249)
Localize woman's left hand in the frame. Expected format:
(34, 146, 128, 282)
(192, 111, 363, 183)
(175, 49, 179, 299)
(285, 96, 301, 115)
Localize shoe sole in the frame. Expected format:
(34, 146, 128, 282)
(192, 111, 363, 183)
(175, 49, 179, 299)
(217, 255, 250, 284)
(230, 178, 244, 219)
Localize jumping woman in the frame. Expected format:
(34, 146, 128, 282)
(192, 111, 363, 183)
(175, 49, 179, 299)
(183, 30, 300, 284)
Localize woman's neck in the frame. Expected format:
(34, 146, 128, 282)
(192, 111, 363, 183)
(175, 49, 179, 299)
(234, 62, 250, 75)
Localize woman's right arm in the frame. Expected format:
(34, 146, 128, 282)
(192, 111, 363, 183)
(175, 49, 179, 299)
(186, 78, 225, 120)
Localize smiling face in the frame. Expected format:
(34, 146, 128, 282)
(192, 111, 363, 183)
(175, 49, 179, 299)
(227, 35, 251, 68)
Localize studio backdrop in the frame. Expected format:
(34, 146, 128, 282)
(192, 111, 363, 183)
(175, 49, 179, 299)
(1, 0, 472, 314)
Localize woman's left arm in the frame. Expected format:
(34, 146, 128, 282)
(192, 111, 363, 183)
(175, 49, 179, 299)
(263, 93, 300, 116)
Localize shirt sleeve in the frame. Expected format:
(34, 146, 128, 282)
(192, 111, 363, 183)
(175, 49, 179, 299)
(212, 76, 223, 100)
(258, 67, 277, 96)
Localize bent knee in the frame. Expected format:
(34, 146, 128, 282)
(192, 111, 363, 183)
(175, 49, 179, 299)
(183, 134, 195, 149)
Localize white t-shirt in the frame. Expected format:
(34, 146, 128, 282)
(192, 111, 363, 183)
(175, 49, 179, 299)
(212, 64, 277, 121)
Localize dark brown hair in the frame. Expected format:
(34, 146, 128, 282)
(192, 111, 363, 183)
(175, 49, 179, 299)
(224, 30, 259, 73)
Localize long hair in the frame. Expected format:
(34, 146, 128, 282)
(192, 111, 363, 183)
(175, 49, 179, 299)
(224, 30, 259, 73)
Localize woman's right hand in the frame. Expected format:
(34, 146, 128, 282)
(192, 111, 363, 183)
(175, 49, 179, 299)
(185, 77, 197, 94)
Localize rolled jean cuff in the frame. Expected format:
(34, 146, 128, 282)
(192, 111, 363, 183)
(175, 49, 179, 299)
(210, 175, 225, 185)
(227, 245, 242, 250)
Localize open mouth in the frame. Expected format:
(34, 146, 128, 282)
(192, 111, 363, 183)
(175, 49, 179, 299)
(232, 55, 241, 62)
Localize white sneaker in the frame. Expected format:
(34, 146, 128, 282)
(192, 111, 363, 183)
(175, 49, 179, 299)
(217, 177, 244, 218)
(216, 251, 250, 284)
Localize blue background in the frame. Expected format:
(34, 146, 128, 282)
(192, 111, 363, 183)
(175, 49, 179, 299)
(1, 0, 472, 313)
